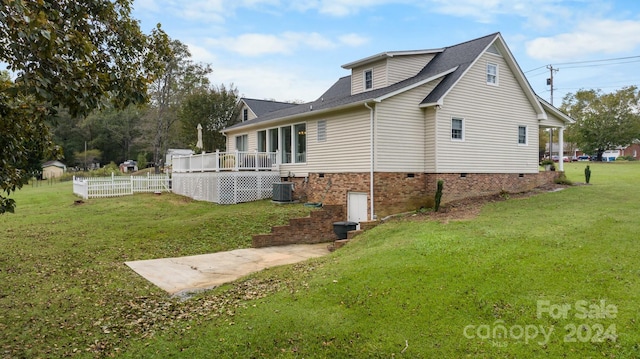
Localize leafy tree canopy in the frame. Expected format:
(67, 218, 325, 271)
(0, 0, 170, 213)
(178, 84, 240, 152)
(561, 86, 640, 160)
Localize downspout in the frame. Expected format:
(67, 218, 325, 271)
(364, 102, 375, 221)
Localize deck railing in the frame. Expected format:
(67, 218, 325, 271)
(171, 150, 280, 173)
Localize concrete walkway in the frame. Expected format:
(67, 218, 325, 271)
(125, 243, 330, 296)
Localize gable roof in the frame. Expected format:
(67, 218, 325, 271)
(225, 32, 567, 132)
(240, 98, 297, 118)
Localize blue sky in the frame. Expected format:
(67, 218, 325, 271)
(132, 0, 640, 105)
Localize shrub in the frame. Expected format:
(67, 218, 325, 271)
(584, 165, 591, 184)
(616, 155, 636, 161)
(554, 172, 573, 185)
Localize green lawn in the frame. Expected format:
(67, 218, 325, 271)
(2, 163, 639, 358)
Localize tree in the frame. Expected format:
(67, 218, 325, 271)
(0, 0, 169, 213)
(144, 40, 211, 167)
(561, 86, 640, 160)
(74, 149, 102, 171)
(82, 105, 144, 164)
(178, 84, 240, 152)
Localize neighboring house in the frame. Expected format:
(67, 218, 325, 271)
(621, 141, 640, 160)
(119, 160, 138, 173)
(42, 160, 66, 179)
(222, 32, 574, 221)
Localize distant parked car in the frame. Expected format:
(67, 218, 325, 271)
(552, 155, 560, 162)
(563, 156, 570, 162)
(577, 155, 590, 161)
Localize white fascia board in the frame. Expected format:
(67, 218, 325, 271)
(419, 99, 444, 108)
(537, 96, 574, 124)
(493, 34, 546, 117)
(341, 48, 444, 69)
(374, 67, 458, 102)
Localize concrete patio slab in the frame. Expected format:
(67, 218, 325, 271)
(125, 243, 330, 296)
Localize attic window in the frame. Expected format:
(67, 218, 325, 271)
(486, 63, 498, 85)
(243, 108, 248, 121)
(364, 69, 373, 90)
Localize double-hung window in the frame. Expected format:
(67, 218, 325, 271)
(487, 63, 498, 85)
(364, 70, 373, 90)
(451, 118, 464, 140)
(518, 126, 527, 145)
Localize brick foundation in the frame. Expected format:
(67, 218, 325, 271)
(284, 171, 559, 219)
(425, 171, 560, 203)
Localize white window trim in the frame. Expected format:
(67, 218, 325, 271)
(261, 123, 307, 164)
(363, 69, 373, 91)
(486, 62, 498, 86)
(451, 117, 465, 142)
(235, 133, 249, 151)
(518, 125, 528, 146)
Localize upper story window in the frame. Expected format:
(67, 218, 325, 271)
(364, 69, 373, 90)
(518, 126, 527, 145)
(486, 63, 498, 85)
(243, 108, 248, 122)
(451, 118, 464, 141)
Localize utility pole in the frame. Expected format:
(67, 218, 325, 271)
(546, 65, 559, 159)
(546, 65, 559, 105)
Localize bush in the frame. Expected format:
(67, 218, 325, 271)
(554, 173, 573, 185)
(616, 155, 636, 161)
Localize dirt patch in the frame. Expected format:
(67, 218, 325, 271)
(399, 183, 572, 224)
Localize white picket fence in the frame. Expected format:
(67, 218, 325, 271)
(73, 173, 170, 199)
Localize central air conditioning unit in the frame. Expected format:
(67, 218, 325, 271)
(272, 182, 293, 202)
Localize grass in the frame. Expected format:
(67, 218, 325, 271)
(2, 162, 640, 358)
(0, 184, 313, 358)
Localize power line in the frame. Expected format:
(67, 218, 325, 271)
(524, 54, 640, 73)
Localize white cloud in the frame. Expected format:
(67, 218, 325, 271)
(526, 20, 640, 61)
(185, 43, 218, 64)
(292, 0, 410, 17)
(205, 31, 367, 56)
(209, 64, 335, 102)
(339, 33, 370, 46)
(429, 0, 576, 27)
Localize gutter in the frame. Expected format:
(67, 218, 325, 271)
(364, 102, 375, 221)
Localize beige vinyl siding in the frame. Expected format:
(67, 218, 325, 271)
(435, 52, 540, 173)
(351, 60, 387, 95)
(375, 81, 440, 172)
(296, 107, 371, 175)
(387, 54, 434, 85)
(423, 107, 437, 172)
(539, 113, 567, 128)
(227, 107, 371, 177)
(224, 131, 254, 151)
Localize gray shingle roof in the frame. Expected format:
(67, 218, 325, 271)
(242, 98, 297, 117)
(225, 33, 500, 132)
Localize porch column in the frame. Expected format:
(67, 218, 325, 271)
(558, 127, 565, 171)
